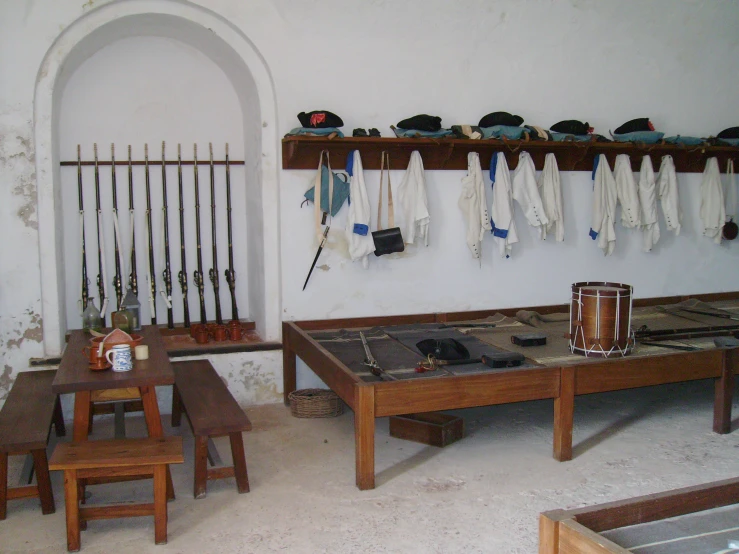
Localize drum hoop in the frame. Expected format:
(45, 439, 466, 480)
(571, 281, 633, 298)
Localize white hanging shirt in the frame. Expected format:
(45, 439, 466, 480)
(397, 150, 430, 246)
(345, 150, 376, 268)
(490, 152, 518, 258)
(637, 155, 660, 252)
(700, 157, 725, 244)
(590, 154, 617, 256)
(512, 152, 549, 237)
(614, 154, 641, 229)
(656, 155, 682, 235)
(458, 152, 491, 259)
(537, 153, 564, 241)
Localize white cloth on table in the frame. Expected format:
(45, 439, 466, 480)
(397, 150, 430, 246)
(537, 153, 564, 241)
(590, 154, 617, 256)
(458, 152, 491, 259)
(700, 157, 726, 244)
(345, 150, 376, 268)
(614, 154, 641, 229)
(490, 152, 518, 258)
(638, 155, 660, 252)
(511, 151, 549, 237)
(656, 155, 682, 235)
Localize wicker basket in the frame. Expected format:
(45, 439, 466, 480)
(288, 388, 343, 418)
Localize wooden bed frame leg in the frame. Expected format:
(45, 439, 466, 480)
(32, 448, 55, 515)
(539, 510, 566, 554)
(354, 384, 375, 490)
(282, 322, 297, 406)
(554, 367, 574, 462)
(714, 349, 736, 434)
(0, 452, 7, 521)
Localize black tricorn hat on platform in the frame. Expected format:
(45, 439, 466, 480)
(717, 127, 739, 139)
(550, 120, 593, 135)
(614, 118, 654, 134)
(416, 338, 470, 361)
(478, 111, 524, 128)
(298, 110, 344, 128)
(396, 114, 442, 132)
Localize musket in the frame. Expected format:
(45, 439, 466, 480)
(176, 144, 190, 328)
(93, 143, 107, 325)
(192, 144, 207, 324)
(223, 143, 238, 322)
(208, 143, 223, 325)
(77, 145, 89, 311)
(360, 331, 397, 381)
(127, 145, 138, 296)
(110, 144, 123, 310)
(144, 144, 157, 324)
(161, 141, 174, 328)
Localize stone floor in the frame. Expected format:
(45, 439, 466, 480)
(2, 380, 739, 553)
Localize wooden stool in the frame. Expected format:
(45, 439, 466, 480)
(0, 369, 65, 520)
(171, 360, 252, 498)
(49, 437, 183, 552)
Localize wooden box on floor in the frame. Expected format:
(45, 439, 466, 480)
(389, 412, 464, 447)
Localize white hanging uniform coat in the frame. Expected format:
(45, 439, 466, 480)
(397, 150, 430, 246)
(511, 152, 549, 237)
(614, 154, 641, 229)
(345, 150, 376, 268)
(537, 153, 564, 241)
(490, 152, 518, 258)
(637, 156, 660, 252)
(590, 154, 617, 256)
(458, 152, 491, 259)
(700, 157, 725, 244)
(656, 155, 681, 235)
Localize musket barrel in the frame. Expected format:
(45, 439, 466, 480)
(224, 142, 238, 322)
(208, 142, 223, 325)
(161, 141, 174, 328)
(111, 144, 123, 310)
(77, 145, 89, 312)
(193, 144, 207, 325)
(128, 145, 138, 296)
(93, 143, 107, 326)
(144, 143, 157, 324)
(177, 143, 190, 328)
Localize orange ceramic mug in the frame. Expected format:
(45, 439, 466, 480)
(82, 345, 108, 368)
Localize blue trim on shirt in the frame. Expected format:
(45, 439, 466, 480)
(592, 155, 600, 180)
(489, 153, 498, 182)
(346, 150, 355, 177)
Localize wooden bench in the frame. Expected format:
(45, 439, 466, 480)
(0, 369, 65, 520)
(49, 436, 183, 552)
(171, 360, 252, 498)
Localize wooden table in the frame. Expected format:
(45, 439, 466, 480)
(282, 295, 739, 490)
(53, 326, 175, 495)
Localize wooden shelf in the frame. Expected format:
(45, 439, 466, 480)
(282, 136, 739, 173)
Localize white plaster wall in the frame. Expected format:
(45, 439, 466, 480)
(2, 0, 739, 407)
(58, 35, 248, 329)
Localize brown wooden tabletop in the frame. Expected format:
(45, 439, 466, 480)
(52, 326, 174, 394)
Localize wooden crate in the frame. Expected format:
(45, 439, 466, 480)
(389, 412, 464, 447)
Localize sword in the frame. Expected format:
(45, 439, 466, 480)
(302, 225, 330, 291)
(359, 331, 397, 381)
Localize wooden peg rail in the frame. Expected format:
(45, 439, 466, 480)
(61, 160, 244, 167)
(282, 136, 738, 173)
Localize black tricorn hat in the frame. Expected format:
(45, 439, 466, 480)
(479, 111, 524, 128)
(298, 110, 344, 128)
(717, 127, 739, 139)
(550, 120, 593, 135)
(614, 118, 654, 134)
(416, 338, 470, 361)
(396, 114, 442, 132)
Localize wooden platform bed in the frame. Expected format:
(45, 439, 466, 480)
(283, 292, 739, 490)
(539, 477, 739, 553)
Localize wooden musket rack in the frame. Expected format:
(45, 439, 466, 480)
(61, 160, 244, 166)
(282, 136, 738, 173)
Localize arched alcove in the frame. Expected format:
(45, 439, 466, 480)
(34, 0, 281, 355)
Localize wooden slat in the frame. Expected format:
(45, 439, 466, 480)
(53, 326, 174, 394)
(0, 370, 58, 452)
(79, 503, 154, 520)
(373, 367, 560, 417)
(79, 466, 154, 479)
(207, 467, 235, 480)
(90, 388, 141, 402)
(49, 437, 183, 470)
(559, 519, 629, 553)
(6, 485, 38, 500)
(172, 360, 252, 436)
(571, 477, 739, 532)
(573, 350, 723, 395)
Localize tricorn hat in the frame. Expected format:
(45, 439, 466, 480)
(614, 118, 654, 134)
(479, 111, 524, 128)
(298, 110, 344, 128)
(550, 120, 593, 135)
(396, 114, 442, 132)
